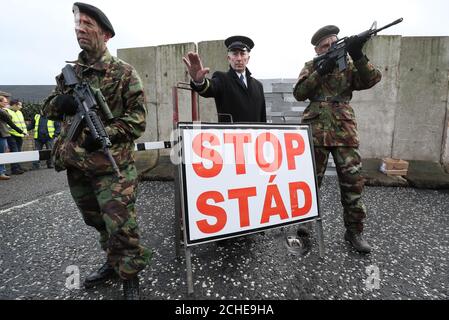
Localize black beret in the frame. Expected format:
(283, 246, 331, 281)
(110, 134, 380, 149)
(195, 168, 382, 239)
(73, 2, 115, 37)
(311, 25, 340, 46)
(225, 35, 254, 52)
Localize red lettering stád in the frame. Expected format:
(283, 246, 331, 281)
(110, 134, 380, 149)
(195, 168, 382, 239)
(260, 184, 289, 223)
(289, 181, 312, 217)
(196, 191, 227, 234)
(228, 187, 257, 227)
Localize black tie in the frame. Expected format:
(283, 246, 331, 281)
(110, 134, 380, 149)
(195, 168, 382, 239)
(239, 74, 246, 87)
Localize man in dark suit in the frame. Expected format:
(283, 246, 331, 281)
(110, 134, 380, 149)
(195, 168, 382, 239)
(183, 36, 266, 123)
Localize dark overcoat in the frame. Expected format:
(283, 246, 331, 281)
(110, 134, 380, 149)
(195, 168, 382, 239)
(191, 67, 266, 123)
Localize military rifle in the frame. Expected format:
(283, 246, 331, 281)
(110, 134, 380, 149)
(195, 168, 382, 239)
(313, 18, 404, 72)
(61, 64, 123, 179)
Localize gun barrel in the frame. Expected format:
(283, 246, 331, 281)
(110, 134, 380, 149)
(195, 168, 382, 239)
(104, 148, 123, 179)
(374, 18, 403, 34)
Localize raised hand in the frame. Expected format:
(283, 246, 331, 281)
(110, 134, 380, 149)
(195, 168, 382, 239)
(345, 35, 364, 61)
(182, 52, 210, 83)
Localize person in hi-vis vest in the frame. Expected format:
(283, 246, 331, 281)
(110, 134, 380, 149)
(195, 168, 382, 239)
(1, 95, 24, 180)
(27, 110, 61, 169)
(5, 99, 28, 175)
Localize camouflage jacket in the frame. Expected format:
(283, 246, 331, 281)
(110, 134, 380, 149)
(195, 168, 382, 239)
(42, 49, 147, 175)
(293, 55, 381, 147)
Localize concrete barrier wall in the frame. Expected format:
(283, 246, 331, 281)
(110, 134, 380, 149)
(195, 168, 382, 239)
(155, 43, 196, 156)
(118, 36, 449, 169)
(354, 36, 402, 159)
(118, 41, 226, 169)
(392, 37, 449, 162)
(197, 41, 229, 122)
(117, 46, 158, 144)
(117, 46, 159, 171)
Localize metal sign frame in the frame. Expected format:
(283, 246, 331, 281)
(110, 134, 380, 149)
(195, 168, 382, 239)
(176, 121, 325, 294)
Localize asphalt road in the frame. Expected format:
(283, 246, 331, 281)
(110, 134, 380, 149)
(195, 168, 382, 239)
(0, 167, 448, 300)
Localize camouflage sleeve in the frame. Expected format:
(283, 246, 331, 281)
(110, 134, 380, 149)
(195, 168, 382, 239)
(108, 68, 147, 142)
(351, 56, 382, 90)
(293, 62, 321, 101)
(42, 74, 65, 121)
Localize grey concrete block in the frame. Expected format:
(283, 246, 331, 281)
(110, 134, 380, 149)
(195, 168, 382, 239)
(264, 93, 284, 103)
(353, 36, 402, 160)
(272, 82, 295, 93)
(291, 106, 306, 113)
(391, 37, 449, 162)
(198, 40, 228, 122)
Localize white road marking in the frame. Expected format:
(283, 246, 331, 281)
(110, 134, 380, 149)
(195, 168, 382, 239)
(0, 192, 66, 214)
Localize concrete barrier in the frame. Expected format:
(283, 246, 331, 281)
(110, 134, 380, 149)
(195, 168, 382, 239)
(392, 37, 449, 163)
(118, 41, 229, 172)
(354, 36, 402, 159)
(197, 40, 229, 122)
(118, 35, 449, 173)
(118, 46, 159, 173)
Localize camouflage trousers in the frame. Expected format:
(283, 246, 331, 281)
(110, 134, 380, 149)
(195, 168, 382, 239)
(314, 146, 366, 233)
(67, 165, 151, 280)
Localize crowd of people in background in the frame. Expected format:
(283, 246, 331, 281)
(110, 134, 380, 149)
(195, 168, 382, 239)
(0, 90, 60, 181)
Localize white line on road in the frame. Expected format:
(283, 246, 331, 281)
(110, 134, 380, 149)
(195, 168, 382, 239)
(0, 191, 66, 214)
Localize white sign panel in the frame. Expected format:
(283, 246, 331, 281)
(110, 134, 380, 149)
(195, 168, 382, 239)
(179, 123, 320, 246)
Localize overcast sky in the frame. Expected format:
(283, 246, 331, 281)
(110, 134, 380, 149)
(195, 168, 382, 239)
(1, 0, 448, 85)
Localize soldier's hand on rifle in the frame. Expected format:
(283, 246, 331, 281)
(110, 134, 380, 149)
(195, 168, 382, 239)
(345, 35, 365, 61)
(316, 57, 336, 76)
(54, 94, 77, 115)
(81, 128, 102, 152)
(182, 52, 210, 84)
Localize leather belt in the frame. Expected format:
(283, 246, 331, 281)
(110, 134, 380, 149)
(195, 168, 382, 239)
(311, 96, 349, 104)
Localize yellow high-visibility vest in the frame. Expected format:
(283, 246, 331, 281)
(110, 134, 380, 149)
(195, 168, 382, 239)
(5, 108, 27, 137)
(34, 114, 56, 139)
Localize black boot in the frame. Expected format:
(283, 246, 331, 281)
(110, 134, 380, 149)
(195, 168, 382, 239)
(123, 276, 141, 300)
(344, 231, 372, 253)
(83, 262, 117, 289)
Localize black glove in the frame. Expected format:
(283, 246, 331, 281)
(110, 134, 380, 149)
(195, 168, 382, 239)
(316, 57, 336, 76)
(345, 35, 365, 61)
(54, 94, 77, 115)
(81, 127, 118, 152)
(81, 133, 103, 152)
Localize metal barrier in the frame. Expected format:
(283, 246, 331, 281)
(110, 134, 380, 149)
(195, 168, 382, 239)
(0, 141, 173, 165)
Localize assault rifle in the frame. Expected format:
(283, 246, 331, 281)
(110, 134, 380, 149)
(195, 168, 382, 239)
(313, 18, 403, 72)
(61, 64, 123, 179)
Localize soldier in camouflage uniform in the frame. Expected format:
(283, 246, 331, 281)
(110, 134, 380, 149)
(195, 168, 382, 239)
(42, 2, 151, 299)
(292, 25, 382, 253)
